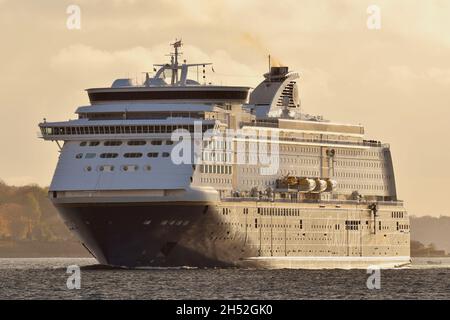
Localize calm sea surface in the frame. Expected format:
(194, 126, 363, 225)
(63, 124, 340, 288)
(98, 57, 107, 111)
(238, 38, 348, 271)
(0, 257, 449, 299)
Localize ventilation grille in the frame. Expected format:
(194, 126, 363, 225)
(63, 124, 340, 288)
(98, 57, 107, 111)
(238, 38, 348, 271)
(276, 81, 297, 108)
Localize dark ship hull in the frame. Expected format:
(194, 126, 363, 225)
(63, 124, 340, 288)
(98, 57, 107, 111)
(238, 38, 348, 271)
(56, 200, 411, 269)
(56, 202, 252, 268)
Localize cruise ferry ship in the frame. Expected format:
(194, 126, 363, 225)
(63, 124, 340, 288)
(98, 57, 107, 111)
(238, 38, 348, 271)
(39, 41, 410, 268)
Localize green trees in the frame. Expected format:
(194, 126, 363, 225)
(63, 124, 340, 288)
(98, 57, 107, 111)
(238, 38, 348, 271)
(0, 181, 72, 241)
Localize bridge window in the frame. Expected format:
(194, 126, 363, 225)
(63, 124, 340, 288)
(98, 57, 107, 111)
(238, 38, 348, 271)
(41, 124, 215, 136)
(162, 152, 170, 158)
(85, 153, 96, 159)
(151, 140, 163, 146)
(147, 152, 158, 158)
(89, 141, 100, 146)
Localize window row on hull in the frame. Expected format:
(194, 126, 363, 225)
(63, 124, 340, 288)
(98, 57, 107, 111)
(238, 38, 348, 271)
(84, 164, 152, 172)
(76, 152, 171, 159)
(81, 140, 174, 147)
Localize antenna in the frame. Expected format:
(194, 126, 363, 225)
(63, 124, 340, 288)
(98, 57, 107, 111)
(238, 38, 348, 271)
(171, 39, 183, 66)
(170, 39, 183, 84)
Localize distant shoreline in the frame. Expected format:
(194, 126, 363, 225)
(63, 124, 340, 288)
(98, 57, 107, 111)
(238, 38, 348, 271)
(0, 240, 91, 258)
(1, 240, 449, 259)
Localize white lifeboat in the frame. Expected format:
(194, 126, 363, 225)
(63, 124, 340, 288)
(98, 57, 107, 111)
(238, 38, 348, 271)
(325, 179, 338, 192)
(298, 178, 316, 192)
(311, 178, 327, 193)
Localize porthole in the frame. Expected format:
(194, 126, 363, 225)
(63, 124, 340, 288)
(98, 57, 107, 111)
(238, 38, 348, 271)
(122, 165, 138, 172)
(166, 140, 174, 145)
(84, 166, 92, 172)
(80, 141, 87, 147)
(89, 141, 100, 146)
(162, 152, 170, 158)
(147, 152, 158, 158)
(151, 140, 162, 145)
(99, 165, 114, 172)
(85, 153, 96, 159)
(75, 153, 83, 159)
(144, 165, 152, 171)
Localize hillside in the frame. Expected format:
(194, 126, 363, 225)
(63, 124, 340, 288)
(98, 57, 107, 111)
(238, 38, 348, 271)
(410, 216, 450, 253)
(0, 181, 89, 257)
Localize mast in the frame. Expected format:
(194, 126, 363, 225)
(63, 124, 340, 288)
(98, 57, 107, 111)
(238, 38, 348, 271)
(153, 41, 211, 86)
(171, 39, 183, 85)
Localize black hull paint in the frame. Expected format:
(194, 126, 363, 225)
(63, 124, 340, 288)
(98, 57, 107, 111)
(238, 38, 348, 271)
(56, 202, 252, 268)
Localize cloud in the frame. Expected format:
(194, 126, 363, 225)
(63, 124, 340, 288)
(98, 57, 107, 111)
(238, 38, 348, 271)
(49, 43, 261, 87)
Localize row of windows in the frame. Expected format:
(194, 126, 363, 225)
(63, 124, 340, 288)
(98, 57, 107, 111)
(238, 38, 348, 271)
(203, 140, 232, 150)
(80, 140, 174, 147)
(279, 169, 320, 177)
(335, 160, 385, 168)
(336, 149, 381, 157)
(397, 223, 409, 230)
(41, 124, 215, 135)
(240, 167, 320, 178)
(392, 211, 405, 219)
(84, 164, 152, 172)
(219, 207, 407, 233)
(76, 152, 171, 159)
(335, 172, 390, 180)
(338, 183, 388, 191)
(278, 146, 320, 154)
(345, 220, 361, 230)
(279, 157, 318, 165)
(202, 152, 232, 163)
(241, 180, 277, 186)
(200, 178, 232, 184)
(80, 111, 204, 121)
(199, 164, 232, 175)
(257, 207, 303, 216)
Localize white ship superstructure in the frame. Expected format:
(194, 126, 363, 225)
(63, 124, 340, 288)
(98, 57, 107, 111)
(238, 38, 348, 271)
(39, 41, 410, 268)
